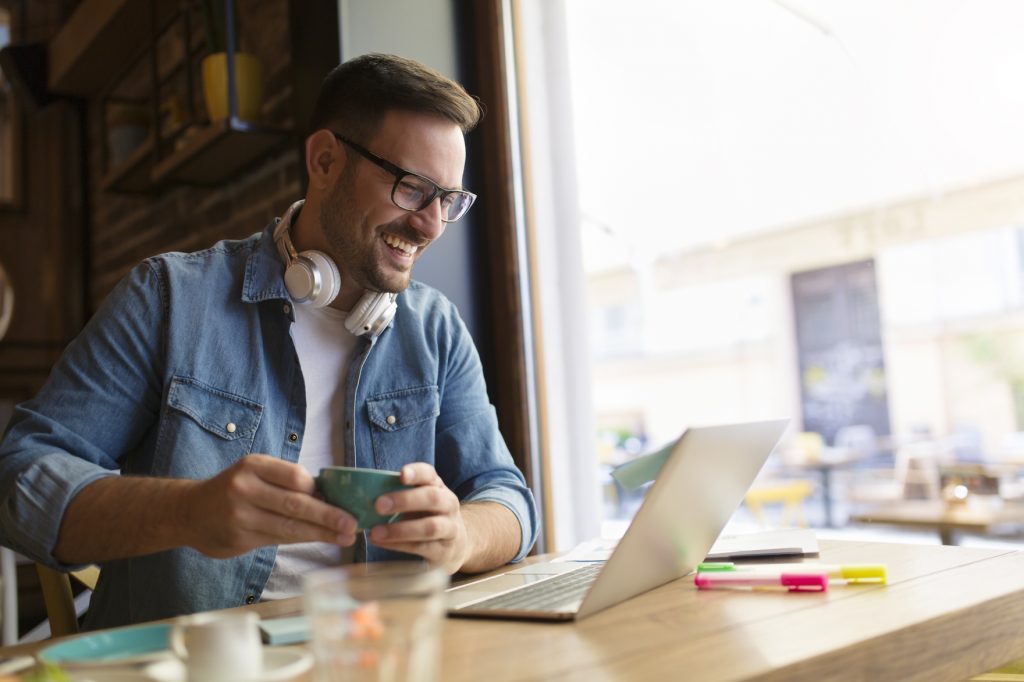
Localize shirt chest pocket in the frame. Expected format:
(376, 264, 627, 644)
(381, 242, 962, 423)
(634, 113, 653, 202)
(156, 376, 264, 477)
(366, 386, 440, 471)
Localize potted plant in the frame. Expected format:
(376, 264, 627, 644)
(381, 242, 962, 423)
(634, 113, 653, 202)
(200, 0, 263, 122)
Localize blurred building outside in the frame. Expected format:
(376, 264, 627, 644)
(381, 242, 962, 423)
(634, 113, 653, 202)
(588, 178, 1024, 529)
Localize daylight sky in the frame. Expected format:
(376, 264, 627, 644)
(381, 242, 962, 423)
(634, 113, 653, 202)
(565, 0, 1024, 271)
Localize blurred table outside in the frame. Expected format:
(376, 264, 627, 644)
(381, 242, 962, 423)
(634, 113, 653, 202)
(850, 497, 1024, 545)
(779, 449, 874, 527)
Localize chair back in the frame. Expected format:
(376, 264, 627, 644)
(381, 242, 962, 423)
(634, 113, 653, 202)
(36, 564, 99, 638)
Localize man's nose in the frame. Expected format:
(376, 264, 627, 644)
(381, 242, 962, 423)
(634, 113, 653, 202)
(408, 197, 446, 240)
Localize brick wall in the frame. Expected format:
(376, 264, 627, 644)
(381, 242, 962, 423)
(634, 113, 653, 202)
(88, 0, 305, 309)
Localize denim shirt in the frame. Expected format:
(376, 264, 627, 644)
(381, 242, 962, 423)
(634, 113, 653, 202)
(0, 222, 538, 630)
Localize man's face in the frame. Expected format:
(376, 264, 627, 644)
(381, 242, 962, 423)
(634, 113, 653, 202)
(319, 110, 467, 294)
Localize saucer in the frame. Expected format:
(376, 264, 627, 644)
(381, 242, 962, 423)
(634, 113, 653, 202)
(38, 623, 172, 668)
(54, 649, 311, 682)
(61, 658, 185, 682)
(251, 648, 314, 681)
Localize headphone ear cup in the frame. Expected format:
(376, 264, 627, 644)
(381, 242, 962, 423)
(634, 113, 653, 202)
(289, 250, 340, 308)
(282, 256, 317, 303)
(345, 292, 397, 337)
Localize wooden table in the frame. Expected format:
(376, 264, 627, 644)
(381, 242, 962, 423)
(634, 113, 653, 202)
(5, 539, 1024, 681)
(850, 499, 1024, 545)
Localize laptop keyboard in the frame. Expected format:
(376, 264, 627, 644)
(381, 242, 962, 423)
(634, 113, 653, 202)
(467, 564, 604, 612)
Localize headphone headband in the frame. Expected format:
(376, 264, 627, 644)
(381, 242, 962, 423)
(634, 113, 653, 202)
(273, 200, 304, 265)
(273, 200, 397, 336)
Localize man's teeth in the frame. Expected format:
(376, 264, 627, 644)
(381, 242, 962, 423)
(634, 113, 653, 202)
(383, 234, 418, 255)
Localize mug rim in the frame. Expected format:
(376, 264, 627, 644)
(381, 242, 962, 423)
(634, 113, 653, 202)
(172, 610, 260, 629)
(318, 465, 401, 477)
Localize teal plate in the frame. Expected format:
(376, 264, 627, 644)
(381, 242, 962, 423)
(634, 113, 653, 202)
(38, 623, 172, 667)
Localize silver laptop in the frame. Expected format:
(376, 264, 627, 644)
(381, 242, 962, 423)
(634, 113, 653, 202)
(446, 419, 788, 621)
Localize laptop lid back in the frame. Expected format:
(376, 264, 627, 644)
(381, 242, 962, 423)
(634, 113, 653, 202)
(575, 419, 787, 619)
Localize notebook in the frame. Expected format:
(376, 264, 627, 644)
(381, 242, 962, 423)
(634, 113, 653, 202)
(446, 419, 789, 621)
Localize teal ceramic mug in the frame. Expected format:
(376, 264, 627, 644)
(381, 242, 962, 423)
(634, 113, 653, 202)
(315, 466, 412, 529)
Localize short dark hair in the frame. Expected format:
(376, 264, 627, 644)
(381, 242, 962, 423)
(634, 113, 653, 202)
(309, 53, 483, 141)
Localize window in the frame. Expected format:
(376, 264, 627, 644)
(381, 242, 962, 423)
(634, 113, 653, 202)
(516, 0, 1024, 547)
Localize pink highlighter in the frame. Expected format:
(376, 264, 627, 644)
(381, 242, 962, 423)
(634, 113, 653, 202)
(694, 571, 829, 592)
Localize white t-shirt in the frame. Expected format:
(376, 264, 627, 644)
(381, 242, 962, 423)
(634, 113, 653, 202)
(261, 302, 358, 600)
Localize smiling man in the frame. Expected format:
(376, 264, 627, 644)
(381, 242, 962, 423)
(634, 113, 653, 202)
(0, 54, 538, 629)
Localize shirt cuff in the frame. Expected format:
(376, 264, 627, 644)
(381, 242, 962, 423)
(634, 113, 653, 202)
(464, 485, 538, 563)
(8, 453, 117, 570)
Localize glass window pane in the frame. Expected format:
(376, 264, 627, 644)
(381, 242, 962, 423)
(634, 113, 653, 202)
(519, 0, 1024, 546)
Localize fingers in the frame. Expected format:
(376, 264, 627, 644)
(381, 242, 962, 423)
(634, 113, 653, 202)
(239, 454, 317, 494)
(376, 475, 455, 517)
(398, 462, 443, 486)
(260, 485, 356, 535)
(363, 464, 470, 573)
(369, 514, 468, 574)
(243, 506, 358, 548)
(233, 456, 356, 534)
(203, 505, 358, 558)
(194, 456, 358, 556)
(368, 519, 453, 568)
(370, 514, 455, 544)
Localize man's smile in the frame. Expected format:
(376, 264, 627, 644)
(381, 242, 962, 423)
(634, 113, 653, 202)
(383, 232, 420, 256)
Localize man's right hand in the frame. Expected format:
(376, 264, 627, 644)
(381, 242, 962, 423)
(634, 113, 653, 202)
(184, 455, 358, 558)
(54, 455, 357, 565)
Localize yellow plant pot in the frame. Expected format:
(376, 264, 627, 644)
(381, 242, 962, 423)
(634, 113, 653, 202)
(201, 52, 264, 122)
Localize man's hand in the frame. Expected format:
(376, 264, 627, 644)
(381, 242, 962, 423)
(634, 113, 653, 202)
(367, 463, 521, 574)
(184, 455, 358, 558)
(54, 455, 358, 565)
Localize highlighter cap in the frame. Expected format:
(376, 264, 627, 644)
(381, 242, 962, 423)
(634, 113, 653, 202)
(839, 564, 887, 584)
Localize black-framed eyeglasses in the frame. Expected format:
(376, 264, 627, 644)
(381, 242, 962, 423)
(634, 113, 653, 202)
(331, 132, 477, 223)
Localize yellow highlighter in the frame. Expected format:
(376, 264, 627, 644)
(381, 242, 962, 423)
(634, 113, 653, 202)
(697, 562, 887, 585)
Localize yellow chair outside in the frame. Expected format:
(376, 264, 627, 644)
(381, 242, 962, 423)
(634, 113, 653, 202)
(744, 479, 814, 527)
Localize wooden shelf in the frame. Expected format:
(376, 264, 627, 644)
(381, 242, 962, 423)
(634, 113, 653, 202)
(51, 0, 324, 192)
(99, 135, 157, 194)
(49, 0, 178, 97)
(150, 119, 290, 185)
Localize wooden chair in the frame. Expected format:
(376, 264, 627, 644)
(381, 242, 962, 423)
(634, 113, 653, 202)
(36, 564, 100, 638)
(744, 479, 814, 527)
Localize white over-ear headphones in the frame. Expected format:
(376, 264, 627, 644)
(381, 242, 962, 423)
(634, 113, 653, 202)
(273, 200, 397, 338)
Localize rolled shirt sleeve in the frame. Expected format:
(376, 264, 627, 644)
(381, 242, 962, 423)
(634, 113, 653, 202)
(0, 261, 165, 568)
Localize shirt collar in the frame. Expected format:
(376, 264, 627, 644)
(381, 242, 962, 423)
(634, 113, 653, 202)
(241, 219, 291, 303)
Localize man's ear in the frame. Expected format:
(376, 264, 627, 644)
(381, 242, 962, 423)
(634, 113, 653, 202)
(305, 129, 345, 191)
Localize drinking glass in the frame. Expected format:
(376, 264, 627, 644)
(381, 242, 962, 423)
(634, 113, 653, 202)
(304, 562, 448, 682)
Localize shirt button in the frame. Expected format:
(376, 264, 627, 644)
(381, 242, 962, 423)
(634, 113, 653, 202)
(386, 415, 396, 425)
(245, 595, 256, 605)
(345, 420, 351, 430)
(289, 433, 298, 443)
(226, 422, 236, 434)
(283, 303, 291, 315)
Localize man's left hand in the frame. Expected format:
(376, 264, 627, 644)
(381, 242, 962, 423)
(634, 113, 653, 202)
(368, 462, 470, 574)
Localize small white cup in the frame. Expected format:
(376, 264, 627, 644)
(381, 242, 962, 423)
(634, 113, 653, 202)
(169, 611, 263, 682)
